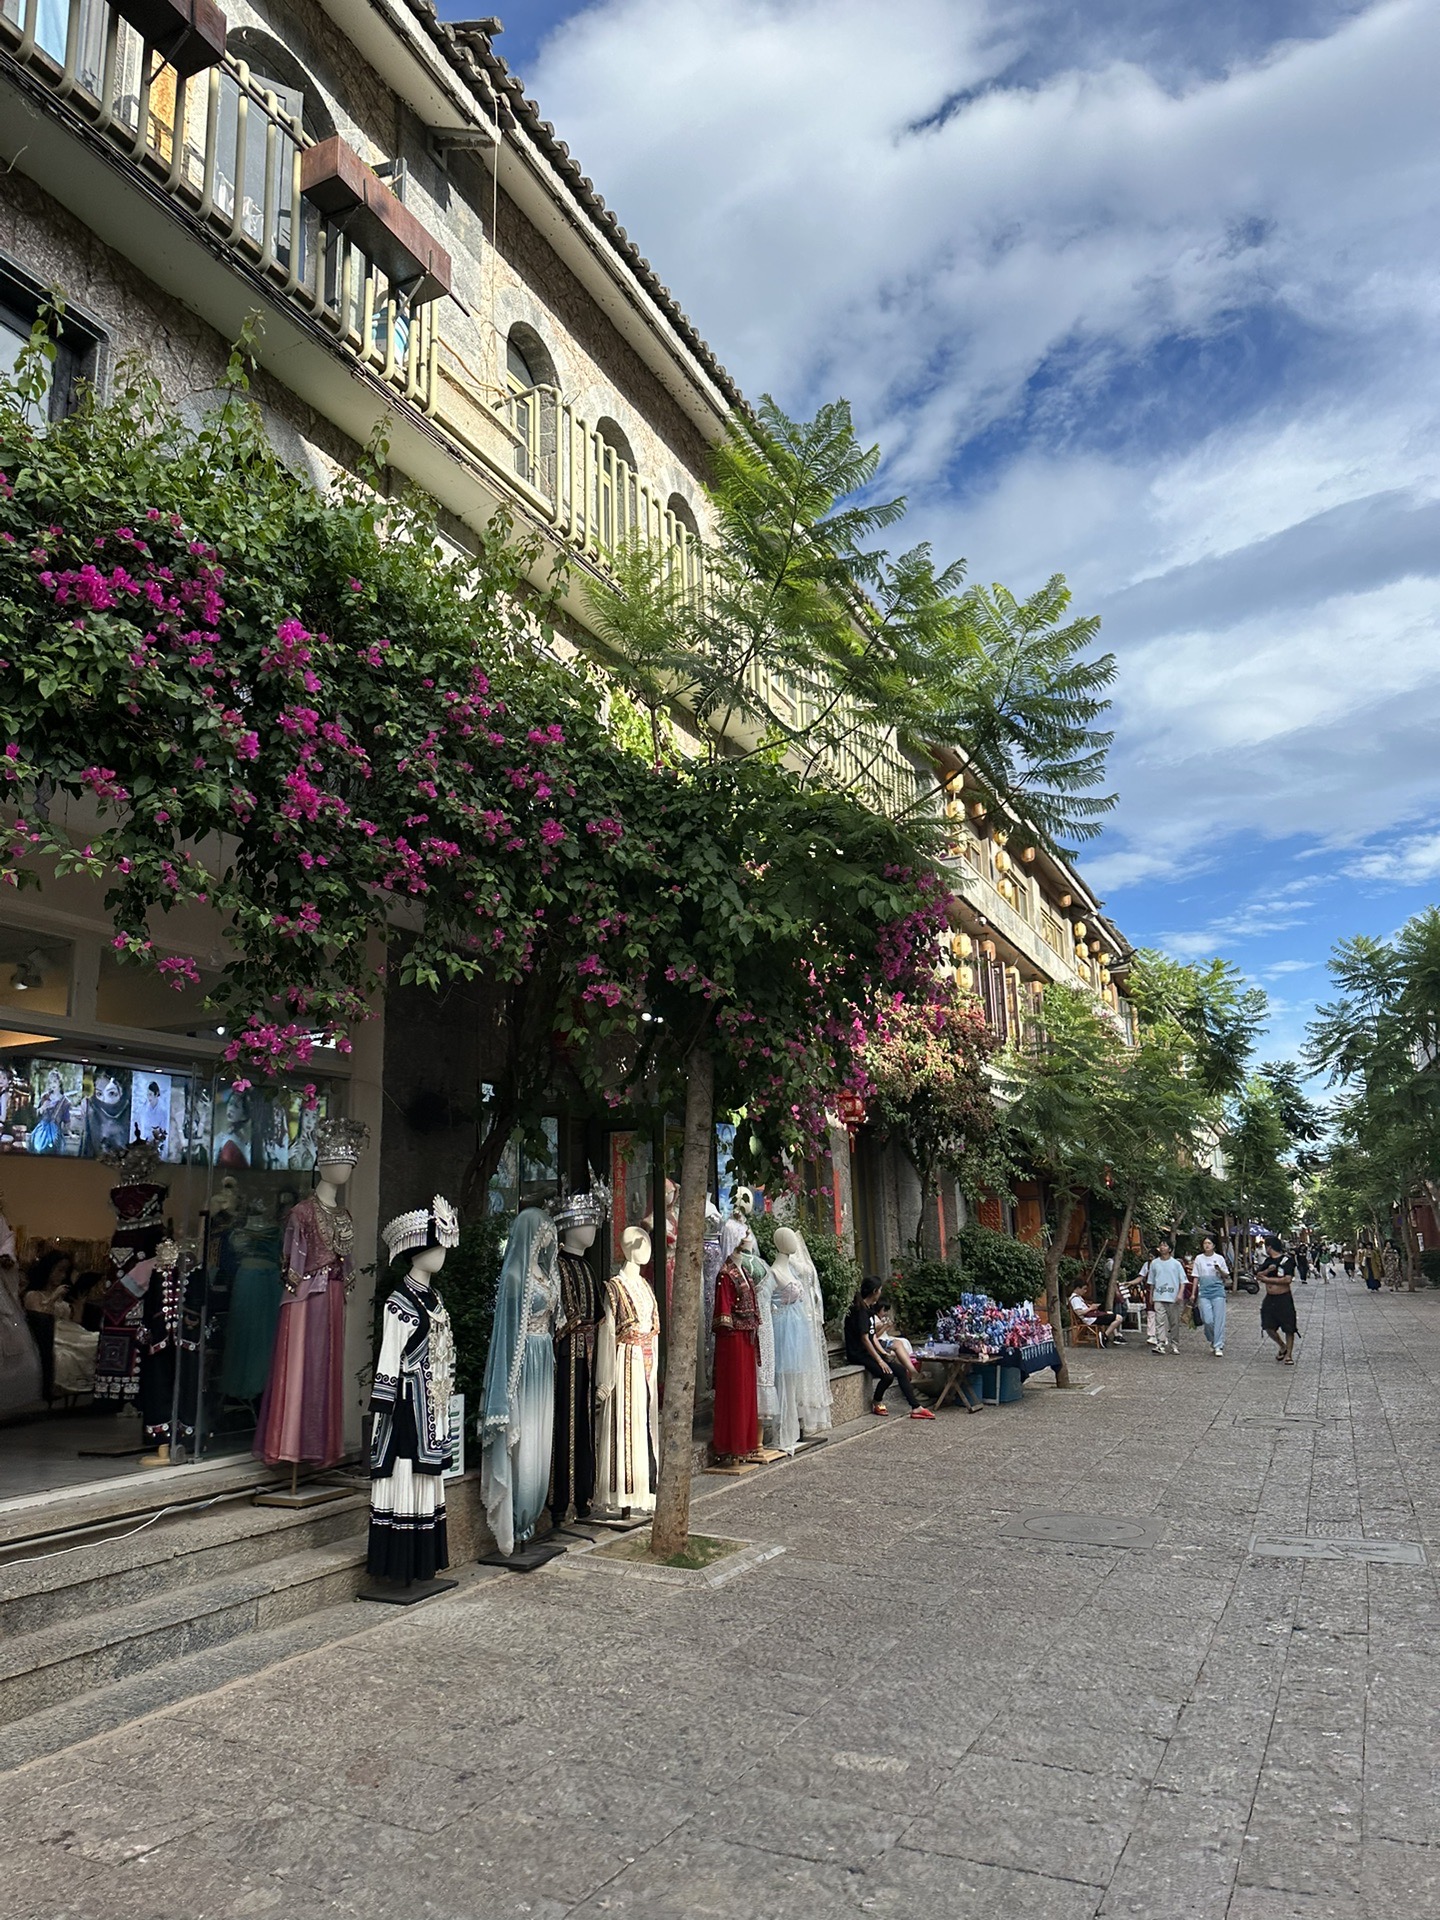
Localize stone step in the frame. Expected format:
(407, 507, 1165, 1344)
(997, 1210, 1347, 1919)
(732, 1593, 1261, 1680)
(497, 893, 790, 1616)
(0, 1532, 368, 1727)
(0, 1597, 382, 1773)
(0, 1490, 369, 1637)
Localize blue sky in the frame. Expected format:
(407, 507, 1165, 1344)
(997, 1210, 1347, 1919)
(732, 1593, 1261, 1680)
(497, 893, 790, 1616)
(453, 0, 1440, 1068)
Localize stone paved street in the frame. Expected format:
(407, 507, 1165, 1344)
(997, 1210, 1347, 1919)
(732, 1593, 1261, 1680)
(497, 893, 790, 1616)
(5, 1278, 1440, 1920)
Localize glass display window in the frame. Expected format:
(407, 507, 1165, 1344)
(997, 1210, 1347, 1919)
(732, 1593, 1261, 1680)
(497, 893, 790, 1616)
(0, 928, 73, 1018)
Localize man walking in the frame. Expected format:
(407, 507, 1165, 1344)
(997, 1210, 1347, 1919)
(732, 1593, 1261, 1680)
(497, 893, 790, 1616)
(1148, 1239, 1187, 1354)
(1258, 1233, 1299, 1364)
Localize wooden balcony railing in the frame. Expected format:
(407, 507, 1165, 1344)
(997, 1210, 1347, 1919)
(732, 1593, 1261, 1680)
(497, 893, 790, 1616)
(1, 0, 440, 407)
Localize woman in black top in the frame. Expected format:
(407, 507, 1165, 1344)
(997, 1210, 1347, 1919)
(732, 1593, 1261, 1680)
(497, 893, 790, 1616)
(1257, 1235, 1299, 1364)
(844, 1280, 931, 1418)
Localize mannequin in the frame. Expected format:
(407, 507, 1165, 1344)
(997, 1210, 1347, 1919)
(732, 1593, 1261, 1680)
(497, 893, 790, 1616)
(218, 1197, 284, 1401)
(548, 1169, 610, 1525)
(137, 1236, 203, 1465)
(0, 1200, 43, 1418)
(735, 1224, 777, 1449)
(480, 1207, 560, 1557)
(700, 1198, 724, 1387)
(367, 1196, 459, 1584)
(254, 1115, 370, 1482)
(94, 1132, 169, 1409)
(771, 1227, 833, 1449)
(711, 1217, 760, 1463)
(594, 1225, 659, 1516)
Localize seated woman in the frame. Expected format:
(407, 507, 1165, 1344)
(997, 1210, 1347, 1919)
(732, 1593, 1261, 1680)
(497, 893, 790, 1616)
(23, 1251, 98, 1397)
(1068, 1284, 1125, 1346)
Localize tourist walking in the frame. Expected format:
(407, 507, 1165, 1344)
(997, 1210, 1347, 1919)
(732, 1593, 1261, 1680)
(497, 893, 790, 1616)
(1382, 1241, 1402, 1290)
(1192, 1235, 1230, 1356)
(1147, 1240, 1187, 1354)
(1257, 1233, 1299, 1364)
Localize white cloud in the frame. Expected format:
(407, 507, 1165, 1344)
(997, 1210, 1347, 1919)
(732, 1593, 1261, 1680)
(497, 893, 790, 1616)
(527, 0, 1440, 891)
(1343, 830, 1440, 885)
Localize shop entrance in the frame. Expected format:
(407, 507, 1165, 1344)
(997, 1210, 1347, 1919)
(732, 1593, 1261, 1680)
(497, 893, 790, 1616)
(0, 1044, 337, 1503)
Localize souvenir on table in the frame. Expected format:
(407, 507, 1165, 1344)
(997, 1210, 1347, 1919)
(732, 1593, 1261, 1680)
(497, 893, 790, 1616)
(367, 1196, 459, 1584)
(254, 1115, 369, 1471)
(479, 1207, 559, 1557)
(711, 1217, 760, 1463)
(594, 1224, 659, 1516)
(93, 1131, 169, 1405)
(548, 1167, 610, 1525)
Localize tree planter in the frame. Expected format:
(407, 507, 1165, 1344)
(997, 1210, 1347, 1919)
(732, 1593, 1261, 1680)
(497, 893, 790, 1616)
(300, 136, 452, 303)
(114, 0, 226, 77)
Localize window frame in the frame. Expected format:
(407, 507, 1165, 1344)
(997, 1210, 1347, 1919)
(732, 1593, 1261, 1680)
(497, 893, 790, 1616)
(0, 255, 107, 423)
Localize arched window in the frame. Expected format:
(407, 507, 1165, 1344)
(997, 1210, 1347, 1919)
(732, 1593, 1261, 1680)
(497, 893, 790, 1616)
(595, 417, 636, 471)
(666, 492, 699, 537)
(505, 324, 556, 394)
(224, 30, 335, 141)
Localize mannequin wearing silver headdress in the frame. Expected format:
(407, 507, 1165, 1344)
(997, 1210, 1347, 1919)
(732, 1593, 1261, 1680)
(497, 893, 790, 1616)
(368, 1197, 459, 1583)
(549, 1169, 610, 1524)
(255, 1115, 370, 1471)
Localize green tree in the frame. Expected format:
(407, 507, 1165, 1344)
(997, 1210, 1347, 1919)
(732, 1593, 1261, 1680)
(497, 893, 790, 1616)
(1000, 984, 1122, 1386)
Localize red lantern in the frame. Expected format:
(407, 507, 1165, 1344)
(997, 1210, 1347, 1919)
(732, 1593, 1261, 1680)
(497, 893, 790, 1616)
(836, 1089, 867, 1137)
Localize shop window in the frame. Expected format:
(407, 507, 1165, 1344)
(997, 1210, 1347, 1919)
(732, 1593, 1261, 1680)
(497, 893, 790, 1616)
(0, 929, 72, 1018)
(0, 258, 106, 425)
(96, 947, 222, 1035)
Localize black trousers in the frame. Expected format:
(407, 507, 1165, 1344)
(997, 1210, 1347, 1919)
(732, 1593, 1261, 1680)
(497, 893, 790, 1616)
(865, 1353, 921, 1409)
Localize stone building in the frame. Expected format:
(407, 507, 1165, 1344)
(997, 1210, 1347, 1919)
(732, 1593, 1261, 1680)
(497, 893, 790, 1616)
(0, 0, 1131, 1518)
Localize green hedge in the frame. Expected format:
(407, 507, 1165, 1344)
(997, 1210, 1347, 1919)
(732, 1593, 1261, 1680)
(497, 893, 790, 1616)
(956, 1224, 1046, 1307)
(1421, 1248, 1440, 1287)
(887, 1258, 964, 1340)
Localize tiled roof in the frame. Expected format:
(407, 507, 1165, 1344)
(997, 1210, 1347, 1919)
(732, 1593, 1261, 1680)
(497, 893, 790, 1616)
(400, 2, 747, 415)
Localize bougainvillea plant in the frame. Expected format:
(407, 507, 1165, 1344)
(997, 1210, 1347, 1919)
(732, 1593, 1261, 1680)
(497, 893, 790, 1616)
(861, 976, 1002, 1256)
(0, 346, 670, 1104)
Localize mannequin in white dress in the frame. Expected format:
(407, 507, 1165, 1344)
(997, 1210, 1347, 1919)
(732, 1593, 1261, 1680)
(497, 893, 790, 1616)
(775, 1227, 833, 1440)
(594, 1225, 659, 1515)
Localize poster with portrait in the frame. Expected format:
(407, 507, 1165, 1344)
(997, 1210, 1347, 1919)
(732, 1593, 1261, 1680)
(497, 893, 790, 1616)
(174, 1078, 212, 1166)
(24, 1059, 84, 1155)
(212, 1081, 253, 1170)
(129, 1071, 174, 1159)
(77, 1063, 134, 1160)
(607, 1131, 652, 1266)
(0, 1058, 36, 1152)
(260, 1085, 330, 1170)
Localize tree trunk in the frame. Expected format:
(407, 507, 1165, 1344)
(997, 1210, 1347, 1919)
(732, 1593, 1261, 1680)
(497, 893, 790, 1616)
(1045, 1196, 1077, 1388)
(1104, 1196, 1135, 1312)
(650, 1039, 714, 1560)
(1399, 1202, 1420, 1290)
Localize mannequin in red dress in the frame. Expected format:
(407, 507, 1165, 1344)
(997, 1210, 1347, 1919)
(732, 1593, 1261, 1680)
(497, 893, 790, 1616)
(711, 1250, 760, 1463)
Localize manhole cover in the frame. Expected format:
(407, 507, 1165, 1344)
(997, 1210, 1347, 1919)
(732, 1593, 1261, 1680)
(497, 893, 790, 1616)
(1250, 1534, 1425, 1567)
(1000, 1513, 1161, 1549)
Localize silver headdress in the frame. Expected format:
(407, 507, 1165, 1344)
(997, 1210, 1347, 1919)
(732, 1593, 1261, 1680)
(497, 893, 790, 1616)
(381, 1194, 460, 1262)
(315, 1116, 370, 1167)
(103, 1128, 166, 1185)
(548, 1165, 612, 1233)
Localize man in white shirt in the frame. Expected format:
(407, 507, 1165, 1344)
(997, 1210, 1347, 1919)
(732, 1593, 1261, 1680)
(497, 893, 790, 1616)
(1147, 1239, 1187, 1354)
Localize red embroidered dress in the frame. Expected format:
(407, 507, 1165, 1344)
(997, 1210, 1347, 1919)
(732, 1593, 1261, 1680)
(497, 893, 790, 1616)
(711, 1257, 760, 1459)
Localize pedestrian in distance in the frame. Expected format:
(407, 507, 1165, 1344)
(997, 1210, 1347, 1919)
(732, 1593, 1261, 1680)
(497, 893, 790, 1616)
(1257, 1233, 1299, 1364)
(1296, 1245, 1310, 1285)
(1192, 1234, 1230, 1356)
(1147, 1239, 1187, 1354)
(1382, 1241, 1402, 1290)
(844, 1279, 933, 1419)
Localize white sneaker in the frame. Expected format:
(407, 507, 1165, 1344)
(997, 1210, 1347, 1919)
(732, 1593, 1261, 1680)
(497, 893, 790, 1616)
(1214, 1347, 1224, 1357)
(1170, 1344, 1181, 1354)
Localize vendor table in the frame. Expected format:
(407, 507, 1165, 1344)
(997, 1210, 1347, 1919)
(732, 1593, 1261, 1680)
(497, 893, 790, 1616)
(917, 1352, 985, 1413)
(1013, 1336, 1061, 1379)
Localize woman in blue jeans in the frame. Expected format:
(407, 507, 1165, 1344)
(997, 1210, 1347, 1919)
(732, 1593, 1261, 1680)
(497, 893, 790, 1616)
(1192, 1235, 1230, 1356)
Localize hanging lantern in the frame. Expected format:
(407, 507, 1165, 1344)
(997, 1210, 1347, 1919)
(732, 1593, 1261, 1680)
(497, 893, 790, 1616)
(993, 849, 1009, 873)
(1058, 893, 1072, 908)
(1089, 940, 1102, 956)
(981, 938, 997, 960)
(836, 1088, 867, 1136)
(1073, 920, 1087, 940)
(1020, 846, 1036, 864)
(956, 932, 974, 958)
(958, 963, 975, 991)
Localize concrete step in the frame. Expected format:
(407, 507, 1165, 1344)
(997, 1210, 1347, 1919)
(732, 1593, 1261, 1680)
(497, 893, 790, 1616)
(0, 1491, 369, 1637)
(0, 1531, 368, 1727)
(0, 1596, 381, 1772)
